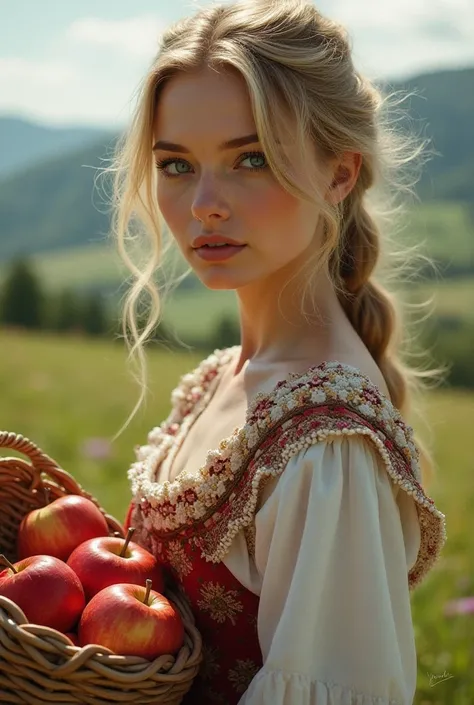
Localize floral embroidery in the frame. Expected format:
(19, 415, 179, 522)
(197, 581, 244, 625)
(166, 540, 193, 580)
(206, 689, 227, 704)
(128, 347, 447, 591)
(200, 644, 221, 680)
(247, 612, 258, 630)
(228, 659, 260, 693)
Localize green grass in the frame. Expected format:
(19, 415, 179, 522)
(165, 276, 474, 340)
(165, 287, 238, 338)
(0, 239, 187, 295)
(0, 331, 201, 520)
(0, 330, 472, 701)
(407, 277, 474, 322)
(32, 242, 127, 291)
(402, 201, 474, 269)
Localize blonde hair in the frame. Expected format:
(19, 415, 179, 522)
(108, 0, 444, 483)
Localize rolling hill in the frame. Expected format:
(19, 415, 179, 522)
(0, 116, 111, 178)
(384, 66, 474, 203)
(0, 137, 116, 260)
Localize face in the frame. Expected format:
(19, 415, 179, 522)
(153, 65, 333, 292)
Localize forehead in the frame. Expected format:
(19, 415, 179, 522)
(153, 66, 256, 143)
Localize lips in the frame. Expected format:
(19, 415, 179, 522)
(192, 233, 244, 249)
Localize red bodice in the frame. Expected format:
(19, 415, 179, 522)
(124, 502, 262, 704)
(124, 351, 446, 703)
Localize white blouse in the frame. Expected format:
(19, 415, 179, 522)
(219, 435, 421, 705)
(128, 351, 444, 705)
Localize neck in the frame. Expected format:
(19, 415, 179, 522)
(233, 258, 352, 375)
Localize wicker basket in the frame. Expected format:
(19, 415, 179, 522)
(0, 431, 202, 704)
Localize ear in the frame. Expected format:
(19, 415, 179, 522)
(326, 152, 362, 205)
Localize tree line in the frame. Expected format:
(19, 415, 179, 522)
(1, 257, 472, 389)
(0, 258, 240, 350)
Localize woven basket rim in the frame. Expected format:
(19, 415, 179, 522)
(0, 589, 202, 668)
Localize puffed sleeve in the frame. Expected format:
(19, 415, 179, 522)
(237, 435, 421, 705)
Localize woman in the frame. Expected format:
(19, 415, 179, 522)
(116, 0, 447, 702)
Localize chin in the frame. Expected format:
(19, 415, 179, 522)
(198, 272, 243, 290)
(188, 261, 251, 290)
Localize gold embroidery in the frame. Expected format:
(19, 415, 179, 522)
(243, 523, 256, 560)
(166, 540, 193, 579)
(197, 581, 244, 625)
(228, 659, 260, 693)
(248, 612, 258, 630)
(207, 689, 227, 704)
(200, 644, 221, 680)
(129, 350, 447, 591)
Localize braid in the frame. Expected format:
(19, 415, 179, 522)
(332, 191, 439, 484)
(334, 193, 408, 412)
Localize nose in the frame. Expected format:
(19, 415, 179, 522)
(191, 174, 231, 223)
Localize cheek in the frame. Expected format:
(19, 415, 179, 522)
(156, 187, 187, 235)
(249, 184, 317, 247)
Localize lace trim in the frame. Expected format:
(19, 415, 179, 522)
(127, 349, 446, 589)
(131, 347, 237, 478)
(195, 408, 446, 589)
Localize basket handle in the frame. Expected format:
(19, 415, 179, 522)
(0, 430, 126, 537)
(0, 431, 83, 493)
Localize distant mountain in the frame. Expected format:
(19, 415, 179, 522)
(0, 136, 117, 261)
(0, 116, 112, 178)
(387, 67, 474, 202)
(0, 66, 473, 262)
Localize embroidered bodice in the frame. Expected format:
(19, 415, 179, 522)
(128, 346, 445, 588)
(125, 347, 447, 705)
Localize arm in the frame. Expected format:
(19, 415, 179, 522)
(238, 434, 421, 705)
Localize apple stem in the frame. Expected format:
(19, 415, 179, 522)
(0, 554, 17, 574)
(144, 579, 152, 606)
(43, 486, 51, 505)
(119, 526, 135, 557)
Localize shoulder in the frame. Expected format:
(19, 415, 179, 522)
(233, 360, 446, 588)
(129, 353, 446, 590)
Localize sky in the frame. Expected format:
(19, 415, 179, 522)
(1, 0, 473, 128)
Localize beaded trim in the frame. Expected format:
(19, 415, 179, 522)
(128, 347, 446, 590)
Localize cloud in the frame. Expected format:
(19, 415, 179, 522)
(66, 15, 166, 59)
(0, 55, 122, 126)
(319, 0, 474, 78)
(0, 15, 169, 126)
(0, 57, 77, 86)
(326, 0, 474, 36)
(1, 3, 473, 126)
(0, 57, 83, 123)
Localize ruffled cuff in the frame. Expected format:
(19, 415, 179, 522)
(237, 669, 405, 705)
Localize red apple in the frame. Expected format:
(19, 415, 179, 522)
(67, 527, 164, 601)
(0, 553, 85, 632)
(17, 494, 110, 561)
(78, 580, 184, 658)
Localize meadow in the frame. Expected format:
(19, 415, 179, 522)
(0, 330, 472, 703)
(1, 200, 473, 341)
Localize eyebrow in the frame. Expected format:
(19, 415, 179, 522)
(152, 133, 260, 153)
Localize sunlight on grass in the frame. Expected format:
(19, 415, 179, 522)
(0, 330, 472, 702)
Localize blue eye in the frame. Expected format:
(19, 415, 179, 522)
(237, 151, 268, 170)
(154, 150, 268, 178)
(155, 158, 191, 176)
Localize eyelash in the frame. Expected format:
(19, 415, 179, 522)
(154, 151, 268, 178)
